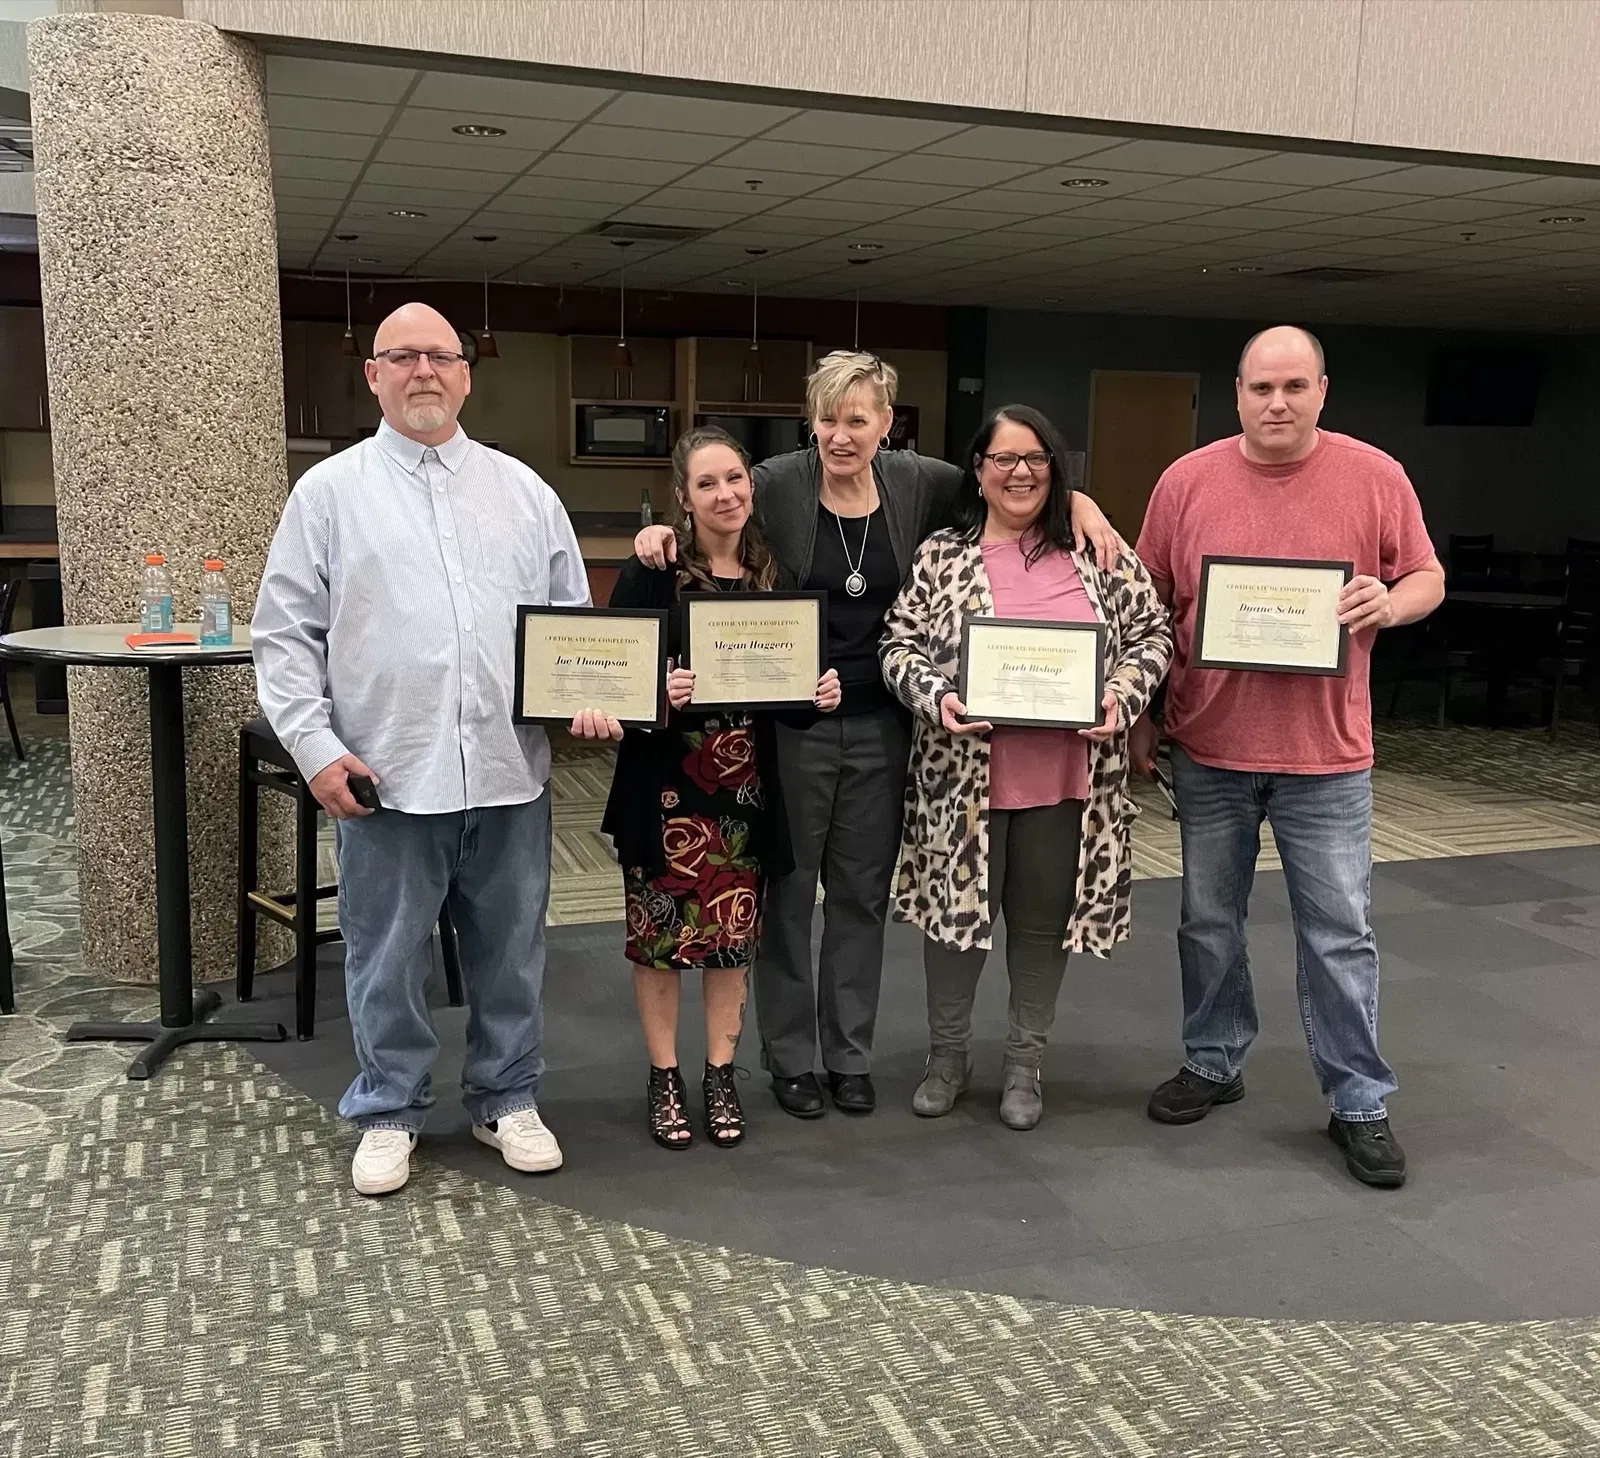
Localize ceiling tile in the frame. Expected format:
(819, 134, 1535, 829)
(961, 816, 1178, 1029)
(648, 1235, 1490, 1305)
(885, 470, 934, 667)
(860, 153, 1038, 188)
(1189, 205, 1334, 231)
(762, 110, 966, 150)
(273, 176, 354, 201)
(500, 174, 655, 205)
(1003, 213, 1141, 239)
(558, 124, 735, 165)
(529, 152, 695, 186)
(385, 108, 575, 150)
(408, 72, 615, 121)
(1465, 177, 1600, 207)
(614, 202, 756, 227)
(1351, 164, 1547, 196)
(1070, 138, 1272, 174)
(763, 196, 913, 223)
(998, 167, 1178, 198)
(266, 55, 417, 103)
(1113, 221, 1255, 244)
(271, 153, 364, 183)
(587, 91, 797, 136)
(270, 128, 377, 162)
(1068, 197, 1216, 224)
(372, 137, 533, 175)
(1369, 196, 1534, 225)
(897, 203, 1040, 230)
(488, 190, 623, 219)
(266, 95, 395, 135)
(640, 187, 777, 216)
(811, 177, 972, 207)
(1206, 153, 1413, 186)
(921, 125, 1121, 164)
(360, 162, 502, 199)
(714, 139, 897, 175)
(1133, 177, 1306, 208)
(1266, 187, 1431, 215)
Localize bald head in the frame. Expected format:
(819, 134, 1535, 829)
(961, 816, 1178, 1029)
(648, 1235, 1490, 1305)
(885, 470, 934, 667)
(365, 301, 472, 446)
(1238, 325, 1324, 382)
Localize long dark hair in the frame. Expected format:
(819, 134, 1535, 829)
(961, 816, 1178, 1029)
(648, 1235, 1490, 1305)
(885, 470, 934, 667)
(668, 426, 779, 592)
(951, 404, 1078, 568)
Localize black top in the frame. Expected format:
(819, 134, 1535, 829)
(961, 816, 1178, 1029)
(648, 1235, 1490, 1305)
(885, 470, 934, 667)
(599, 557, 794, 879)
(806, 505, 898, 715)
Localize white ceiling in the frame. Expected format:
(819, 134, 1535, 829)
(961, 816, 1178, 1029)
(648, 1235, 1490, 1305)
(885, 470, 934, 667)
(267, 55, 1600, 332)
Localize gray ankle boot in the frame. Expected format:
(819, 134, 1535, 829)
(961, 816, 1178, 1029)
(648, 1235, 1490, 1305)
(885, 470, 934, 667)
(999, 1063, 1043, 1130)
(912, 1049, 972, 1117)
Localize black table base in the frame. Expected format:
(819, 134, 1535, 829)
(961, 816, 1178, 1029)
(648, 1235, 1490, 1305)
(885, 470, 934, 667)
(66, 986, 286, 1080)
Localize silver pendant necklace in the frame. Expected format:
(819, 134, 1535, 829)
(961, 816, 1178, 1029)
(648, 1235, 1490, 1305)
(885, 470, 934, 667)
(834, 505, 871, 598)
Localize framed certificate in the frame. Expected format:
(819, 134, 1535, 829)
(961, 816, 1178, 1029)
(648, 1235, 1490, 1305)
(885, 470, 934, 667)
(681, 591, 826, 711)
(958, 616, 1106, 729)
(1195, 556, 1353, 677)
(513, 606, 668, 727)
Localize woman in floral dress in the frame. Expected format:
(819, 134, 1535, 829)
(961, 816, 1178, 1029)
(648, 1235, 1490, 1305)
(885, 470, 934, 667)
(575, 427, 840, 1149)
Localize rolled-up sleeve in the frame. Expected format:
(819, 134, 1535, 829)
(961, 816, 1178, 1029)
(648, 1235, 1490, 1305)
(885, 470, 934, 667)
(251, 483, 349, 784)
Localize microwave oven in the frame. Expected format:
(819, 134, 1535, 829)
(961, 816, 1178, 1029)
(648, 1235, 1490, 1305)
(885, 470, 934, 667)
(574, 404, 673, 460)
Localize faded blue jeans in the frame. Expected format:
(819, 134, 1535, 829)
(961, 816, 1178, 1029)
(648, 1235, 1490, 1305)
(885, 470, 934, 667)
(335, 795, 552, 1133)
(1170, 745, 1397, 1121)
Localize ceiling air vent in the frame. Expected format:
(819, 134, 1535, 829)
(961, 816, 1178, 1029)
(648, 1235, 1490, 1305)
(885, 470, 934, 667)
(1276, 266, 1391, 283)
(586, 221, 710, 243)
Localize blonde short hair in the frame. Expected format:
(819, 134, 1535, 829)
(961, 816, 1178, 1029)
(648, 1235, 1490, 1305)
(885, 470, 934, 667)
(805, 350, 898, 421)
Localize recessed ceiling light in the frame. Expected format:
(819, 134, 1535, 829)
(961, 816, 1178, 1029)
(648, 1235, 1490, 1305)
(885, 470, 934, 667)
(388, 208, 428, 219)
(473, 233, 498, 243)
(1229, 265, 1263, 273)
(452, 124, 507, 137)
(334, 233, 358, 242)
(355, 256, 380, 264)
(1060, 177, 1109, 189)
(1563, 284, 1583, 292)
(848, 242, 883, 252)
(1043, 296, 1061, 303)
(1540, 214, 1585, 225)
(723, 278, 746, 286)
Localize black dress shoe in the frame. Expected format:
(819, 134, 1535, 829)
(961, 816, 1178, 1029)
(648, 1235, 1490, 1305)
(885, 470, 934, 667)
(827, 1071, 876, 1114)
(771, 1071, 825, 1119)
(1328, 1115, 1407, 1188)
(1147, 1066, 1244, 1125)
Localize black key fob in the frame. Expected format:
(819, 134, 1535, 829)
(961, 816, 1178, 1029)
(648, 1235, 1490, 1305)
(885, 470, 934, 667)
(347, 774, 382, 811)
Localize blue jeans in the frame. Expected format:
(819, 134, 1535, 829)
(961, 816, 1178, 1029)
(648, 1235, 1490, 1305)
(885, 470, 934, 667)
(335, 796, 552, 1133)
(1170, 745, 1396, 1121)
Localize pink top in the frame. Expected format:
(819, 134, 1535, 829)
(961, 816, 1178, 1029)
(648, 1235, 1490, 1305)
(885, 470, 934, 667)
(980, 539, 1097, 811)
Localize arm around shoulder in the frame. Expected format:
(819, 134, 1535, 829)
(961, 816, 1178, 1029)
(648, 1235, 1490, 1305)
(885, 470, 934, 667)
(1103, 551, 1174, 729)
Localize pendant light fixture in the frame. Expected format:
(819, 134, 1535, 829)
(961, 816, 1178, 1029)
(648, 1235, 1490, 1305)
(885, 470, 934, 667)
(743, 247, 766, 403)
(853, 287, 861, 350)
(611, 239, 634, 398)
(474, 234, 499, 359)
(847, 254, 872, 349)
(340, 265, 360, 356)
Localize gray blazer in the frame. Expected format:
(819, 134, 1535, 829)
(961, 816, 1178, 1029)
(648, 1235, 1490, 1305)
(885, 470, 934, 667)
(751, 447, 964, 587)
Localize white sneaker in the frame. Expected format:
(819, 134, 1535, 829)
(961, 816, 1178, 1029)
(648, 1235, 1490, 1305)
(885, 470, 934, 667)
(473, 1107, 563, 1172)
(351, 1129, 416, 1196)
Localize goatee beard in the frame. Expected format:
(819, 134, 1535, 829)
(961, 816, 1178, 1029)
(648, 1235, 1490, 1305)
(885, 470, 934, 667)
(403, 400, 448, 432)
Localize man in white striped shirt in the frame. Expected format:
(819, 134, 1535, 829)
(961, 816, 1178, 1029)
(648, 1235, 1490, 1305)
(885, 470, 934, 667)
(253, 303, 589, 1196)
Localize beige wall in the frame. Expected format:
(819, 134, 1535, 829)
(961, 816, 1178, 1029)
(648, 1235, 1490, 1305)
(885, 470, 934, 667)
(188, 0, 1600, 168)
(0, 428, 53, 505)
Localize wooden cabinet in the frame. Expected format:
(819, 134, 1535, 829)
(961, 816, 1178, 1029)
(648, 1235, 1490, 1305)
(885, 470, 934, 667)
(691, 336, 808, 410)
(282, 321, 366, 438)
(0, 307, 50, 430)
(568, 334, 674, 403)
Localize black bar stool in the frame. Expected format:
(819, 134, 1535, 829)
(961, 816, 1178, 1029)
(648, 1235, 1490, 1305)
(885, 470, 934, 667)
(236, 718, 463, 1040)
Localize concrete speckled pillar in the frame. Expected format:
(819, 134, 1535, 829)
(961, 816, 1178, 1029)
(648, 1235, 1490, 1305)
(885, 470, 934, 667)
(29, 11, 291, 984)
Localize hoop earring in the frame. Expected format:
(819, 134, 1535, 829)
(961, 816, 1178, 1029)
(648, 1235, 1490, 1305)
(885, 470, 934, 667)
(879, 435, 891, 451)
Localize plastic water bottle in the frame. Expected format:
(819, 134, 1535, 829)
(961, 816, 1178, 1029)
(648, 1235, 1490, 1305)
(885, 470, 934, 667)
(139, 553, 174, 634)
(199, 558, 232, 645)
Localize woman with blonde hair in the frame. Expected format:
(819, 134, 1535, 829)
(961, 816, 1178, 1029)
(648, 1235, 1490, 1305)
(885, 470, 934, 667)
(881, 404, 1172, 1130)
(636, 352, 1122, 1119)
(577, 425, 840, 1148)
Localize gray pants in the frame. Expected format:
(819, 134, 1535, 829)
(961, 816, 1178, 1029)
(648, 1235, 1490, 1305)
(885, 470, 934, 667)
(923, 799, 1084, 1068)
(756, 706, 912, 1076)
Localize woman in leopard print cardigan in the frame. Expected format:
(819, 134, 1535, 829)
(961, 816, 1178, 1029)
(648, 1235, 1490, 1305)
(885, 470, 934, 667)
(880, 405, 1172, 1130)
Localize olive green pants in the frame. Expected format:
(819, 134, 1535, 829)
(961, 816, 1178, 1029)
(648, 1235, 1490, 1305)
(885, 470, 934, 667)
(922, 799, 1084, 1068)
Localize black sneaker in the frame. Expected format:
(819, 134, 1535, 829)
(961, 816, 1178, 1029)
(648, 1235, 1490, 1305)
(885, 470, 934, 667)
(1328, 1116, 1407, 1188)
(1147, 1067, 1245, 1125)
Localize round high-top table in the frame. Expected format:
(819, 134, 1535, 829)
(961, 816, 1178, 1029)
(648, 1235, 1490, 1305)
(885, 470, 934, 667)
(1444, 590, 1563, 726)
(0, 624, 286, 1077)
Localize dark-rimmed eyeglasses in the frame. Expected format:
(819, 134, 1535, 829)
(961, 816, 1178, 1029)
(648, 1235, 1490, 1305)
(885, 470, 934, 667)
(373, 348, 469, 369)
(981, 450, 1052, 472)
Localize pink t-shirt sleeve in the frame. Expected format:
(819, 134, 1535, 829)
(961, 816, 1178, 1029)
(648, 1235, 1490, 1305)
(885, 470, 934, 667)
(1379, 464, 1437, 582)
(1135, 473, 1177, 590)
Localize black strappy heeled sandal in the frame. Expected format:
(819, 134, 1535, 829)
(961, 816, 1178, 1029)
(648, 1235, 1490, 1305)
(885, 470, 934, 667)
(647, 1065, 692, 1150)
(703, 1062, 747, 1148)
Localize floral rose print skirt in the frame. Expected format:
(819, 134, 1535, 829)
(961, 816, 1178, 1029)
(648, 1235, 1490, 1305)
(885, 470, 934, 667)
(624, 719, 765, 972)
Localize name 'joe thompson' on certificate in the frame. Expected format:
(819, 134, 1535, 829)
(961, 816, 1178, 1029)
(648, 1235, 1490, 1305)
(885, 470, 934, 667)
(682, 591, 826, 711)
(1195, 556, 1353, 677)
(959, 616, 1106, 729)
(513, 606, 667, 726)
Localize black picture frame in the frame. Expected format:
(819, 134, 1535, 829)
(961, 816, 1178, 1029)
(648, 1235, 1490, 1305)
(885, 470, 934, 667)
(679, 590, 828, 712)
(512, 605, 669, 727)
(958, 615, 1107, 730)
(1194, 555, 1353, 678)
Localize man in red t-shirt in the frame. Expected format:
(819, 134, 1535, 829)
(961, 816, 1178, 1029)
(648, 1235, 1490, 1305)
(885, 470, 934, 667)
(1132, 325, 1444, 1189)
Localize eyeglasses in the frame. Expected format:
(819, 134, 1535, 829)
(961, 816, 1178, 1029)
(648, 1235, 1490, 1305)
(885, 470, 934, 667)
(373, 348, 469, 369)
(981, 451, 1053, 472)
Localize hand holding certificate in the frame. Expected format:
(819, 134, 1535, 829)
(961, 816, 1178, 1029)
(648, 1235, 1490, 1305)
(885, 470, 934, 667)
(681, 592, 827, 710)
(958, 616, 1107, 730)
(1195, 556, 1353, 676)
(514, 607, 668, 727)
